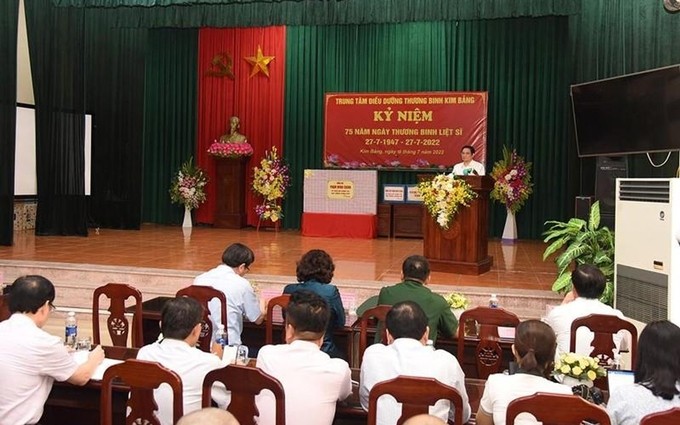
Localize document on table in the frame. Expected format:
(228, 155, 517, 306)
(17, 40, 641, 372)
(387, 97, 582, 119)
(72, 350, 124, 381)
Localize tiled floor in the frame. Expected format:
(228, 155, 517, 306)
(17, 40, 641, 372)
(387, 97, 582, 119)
(1, 224, 558, 291)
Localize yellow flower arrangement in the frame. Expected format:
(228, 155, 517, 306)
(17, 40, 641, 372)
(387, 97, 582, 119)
(444, 292, 469, 310)
(553, 352, 607, 382)
(252, 147, 290, 222)
(417, 174, 477, 229)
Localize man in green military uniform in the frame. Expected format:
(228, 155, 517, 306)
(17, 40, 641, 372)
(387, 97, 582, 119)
(377, 255, 457, 343)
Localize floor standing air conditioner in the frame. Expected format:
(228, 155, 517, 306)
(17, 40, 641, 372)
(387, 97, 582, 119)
(615, 178, 680, 325)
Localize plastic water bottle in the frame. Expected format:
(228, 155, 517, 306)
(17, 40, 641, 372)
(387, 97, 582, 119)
(426, 339, 435, 350)
(65, 311, 78, 348)
(612, 353, 622, 370)
(489, 294, 499, 308)
(215, 324, 227, 348)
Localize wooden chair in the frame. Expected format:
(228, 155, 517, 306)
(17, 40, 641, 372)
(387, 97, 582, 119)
(570, 313, 638, 368)
(101, 359, 183, 425)
(0, 294, 11, 322)
(176, 285, 227, 352)
(358, 304, 391, 365)
(92, 283, 144, 347)
(457, 306, 520, 379)
(265, 294, 290, 345)
(367, 376, 464, 425)
(641, 407, 680, 425)
(506, 392, 610, 425)
(202, 364, 285, 425)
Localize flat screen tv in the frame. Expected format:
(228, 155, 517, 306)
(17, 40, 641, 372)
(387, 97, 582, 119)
(571, 65, 680, 157)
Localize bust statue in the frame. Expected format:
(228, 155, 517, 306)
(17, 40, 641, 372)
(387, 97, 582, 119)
(219, 116, 247, 143)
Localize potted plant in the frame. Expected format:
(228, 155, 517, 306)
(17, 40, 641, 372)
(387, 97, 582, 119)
(553, 352, 607, 388)
(417, 174, 477, 229)
(542, 201, 614, 304)
(169, 157, 208, 228)
(444, 292, 469, 319)
(252, 147, 290, 224)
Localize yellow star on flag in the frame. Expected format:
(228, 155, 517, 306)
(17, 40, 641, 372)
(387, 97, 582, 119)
(244, 45, 275, 78)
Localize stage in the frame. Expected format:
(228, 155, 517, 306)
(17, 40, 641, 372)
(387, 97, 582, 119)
(0, 224, 561, 322)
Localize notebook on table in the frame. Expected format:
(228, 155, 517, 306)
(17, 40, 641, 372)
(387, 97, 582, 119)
(607, 369, 635, 393)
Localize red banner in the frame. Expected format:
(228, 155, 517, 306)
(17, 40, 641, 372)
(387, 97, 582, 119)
(324, 92, 487, 170)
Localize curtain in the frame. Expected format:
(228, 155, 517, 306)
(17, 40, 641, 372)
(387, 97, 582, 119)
(142, 28, 198, 225)
(0, 0, 19, 245)
(283, 18, 572, 239)
(570, 0, 680, 193)
(195, 27, 286, 226)
(25, 0, 88, 236)
(48, 0, 580, 28)
(84, 15, 146, 229)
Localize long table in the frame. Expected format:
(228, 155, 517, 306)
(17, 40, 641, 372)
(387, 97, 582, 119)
(131, 296, 514, 376)
(42, 346, 138, 425)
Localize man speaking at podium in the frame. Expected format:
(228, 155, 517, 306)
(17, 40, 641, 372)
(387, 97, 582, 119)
(451, 145, 485, 176)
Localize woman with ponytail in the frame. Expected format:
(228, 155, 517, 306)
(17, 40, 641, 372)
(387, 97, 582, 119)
(475, 320, 572, 425)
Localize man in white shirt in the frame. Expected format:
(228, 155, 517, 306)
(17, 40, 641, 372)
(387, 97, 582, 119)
(451, 145, 485, 176)
(0, 275, 105, 425)
(137, 296, 232, 425)
(193, 243, 264, 346)
(360, 301, 471, 425)
(543, 264, 625, 359)
(256, 290, 352, 425)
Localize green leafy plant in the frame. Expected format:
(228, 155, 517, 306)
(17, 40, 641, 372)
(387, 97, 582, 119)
(542, 201, 614, 304)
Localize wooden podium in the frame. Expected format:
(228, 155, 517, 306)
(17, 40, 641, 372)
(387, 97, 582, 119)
(214, 157, 248, 228)
(422, 175, 493, 275)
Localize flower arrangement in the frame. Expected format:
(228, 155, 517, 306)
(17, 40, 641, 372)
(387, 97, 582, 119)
(252, 147, 290, 222)
(417, 174, 477, 229)
(169, 157, 208, 210)
(207, 140, 254, 158)
(444, 292, 469, 310)
(489, 146, 533, 213)
(553, 353, 607, 382)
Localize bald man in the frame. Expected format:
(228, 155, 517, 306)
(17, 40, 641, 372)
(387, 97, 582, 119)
(177, 408, 239, 425)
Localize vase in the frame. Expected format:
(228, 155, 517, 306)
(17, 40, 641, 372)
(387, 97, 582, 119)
(451, 308, 465, 320)
(182, 206, 192, 228)
(501, 207, 517, 245)
(558, 375, 594, 388)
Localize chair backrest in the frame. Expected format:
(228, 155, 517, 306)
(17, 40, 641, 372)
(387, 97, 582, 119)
(358, 305, 392, 364)
(202, 364, 285, 425)
(569, 313, 638, 367)
(101, 359, 183, 425)
(506, 392, 611, 425)
(92, 283, 144, 347)
(641, 407, 680, 425)
(367, 376, 464, 425)
(456, 306, 520, 379)
(176, 285, 228, 352)
(265, 294, 290, 345)
(0, 294, 11, 322)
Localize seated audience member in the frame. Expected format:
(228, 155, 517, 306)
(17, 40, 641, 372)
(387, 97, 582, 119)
(256, 290, 351, 425)
(283, 249, 346, 359)
(194, 242, 264, 346)
(360, 301, 471, 425)
(476, 320, 572, 425)
(0, 275, 105, 425)
(177, 407, 240, 425)
(377, 255, 457, 343)
(542, 264, 625, 359)
(607, 320, 680, 425)
(137, 297, 231, 425)
(403, 414, 447, 425)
